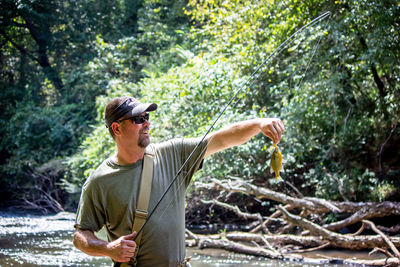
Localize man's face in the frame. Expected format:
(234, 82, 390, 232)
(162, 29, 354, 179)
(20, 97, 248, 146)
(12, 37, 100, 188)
(118, 113, 151, 148)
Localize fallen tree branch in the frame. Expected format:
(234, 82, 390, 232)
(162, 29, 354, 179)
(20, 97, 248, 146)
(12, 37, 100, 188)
(250, 204, 290, 233)
(347, 220, 366, 236)
(186, 231, 400, 266)
(363, 219, 400, 260)
(369, 247, 394, 258)
(198, 238, 283, 259)
(322, 203, 398, 232)
(186, 231, 326, 248)
(303, 197, 340, 213)
(196, 179, 329, 212)
(377, 224, 400, 234)
(342, 257, 399, 267)
(201, 199, 270, 234)
(196, 179, 400, 217)
(290, 242, 330, 253)
(190, 178, 400, 265)
(260, 235, 280, 254)
(277, 205, 400, 250)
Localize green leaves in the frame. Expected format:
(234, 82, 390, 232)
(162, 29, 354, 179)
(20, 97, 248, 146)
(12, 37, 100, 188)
(67, 0, 400, 203)
(2, 0, 399, 210)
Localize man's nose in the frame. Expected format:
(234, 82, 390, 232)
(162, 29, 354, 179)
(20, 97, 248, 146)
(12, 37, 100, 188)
(143, 119, 150, 127)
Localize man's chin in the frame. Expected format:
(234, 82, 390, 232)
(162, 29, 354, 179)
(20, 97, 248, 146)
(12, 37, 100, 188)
(139, 137, 150, 148)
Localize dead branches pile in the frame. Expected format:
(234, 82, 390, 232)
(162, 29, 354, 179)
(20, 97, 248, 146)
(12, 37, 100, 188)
(18, 159, 65, 214)
(186, 178, 400, 266)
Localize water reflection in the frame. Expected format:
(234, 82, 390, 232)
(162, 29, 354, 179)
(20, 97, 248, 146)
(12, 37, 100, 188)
(0, 211, 347, 267)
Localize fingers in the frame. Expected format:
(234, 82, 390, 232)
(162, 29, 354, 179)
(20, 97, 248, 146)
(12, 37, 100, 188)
(115, 241, 136, 262)
(274, 120, 284, 144)
(121, 232, 137, 248)
(269, 124, 279, 144)
(276, 119, 285, 133)
(120, 235, 136, 249)
(122, 240, 136, 249)
(108, 233, 137, 263)
(120, 246, 135, 255)
(261, 118, 285, 144)
(119, 257, 131, 263)
(122, 231, 137, 240)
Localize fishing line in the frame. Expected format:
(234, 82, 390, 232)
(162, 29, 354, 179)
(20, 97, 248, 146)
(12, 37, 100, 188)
(133, 11, 332, 242)
(284, 12, 334, 170)
(294, 18, 332, 90)
(160, 11, 334, 236)
(296, 14, 338, 168)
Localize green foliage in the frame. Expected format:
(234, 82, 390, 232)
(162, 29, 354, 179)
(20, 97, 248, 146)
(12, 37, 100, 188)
(0, 0, 192, 209)
(66, 0, 400, 204)
(62, 0, 194, 200)
(1, 0, 399, 211)
(0, 102, 82, 205)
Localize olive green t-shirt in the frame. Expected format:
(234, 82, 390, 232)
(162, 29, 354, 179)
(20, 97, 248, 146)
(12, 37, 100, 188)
(75, 138, 207, 267)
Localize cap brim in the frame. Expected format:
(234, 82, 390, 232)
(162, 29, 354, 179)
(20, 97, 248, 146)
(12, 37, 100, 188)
(128, 103, 158, 117)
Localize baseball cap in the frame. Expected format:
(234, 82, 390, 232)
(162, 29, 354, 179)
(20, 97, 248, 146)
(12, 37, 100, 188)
(105, 97, 157, 128)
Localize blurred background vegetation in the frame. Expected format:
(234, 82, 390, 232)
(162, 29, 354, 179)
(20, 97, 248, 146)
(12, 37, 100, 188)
(0, 0, 399, 214)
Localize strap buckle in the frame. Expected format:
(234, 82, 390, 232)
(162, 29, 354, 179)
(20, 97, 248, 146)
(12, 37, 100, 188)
(128, 256, 137, 266)
(135, 209, 148, 219)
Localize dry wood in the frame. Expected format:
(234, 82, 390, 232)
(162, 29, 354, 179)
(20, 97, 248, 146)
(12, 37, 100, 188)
(369, 247, 395, 258)
(378, 224, 400, 234)
(22, 165, 65, 214)
(196, 179, 400, 230)
(277, 205, 400, 250)
(186, 231, 326, 248)
(363, 219, 400, 260)
(346, 221, 366, 236)
(259, 235, 280, 253)
(196, 179, 399, 215)
(303, 197, 340, 213)
(191, 178, 400, 265)
(341, 257, 399, 267)
(289, 242, 330, 253)
(186, 231, 400, 266)
(250, 204, 290, 233)
(323, 202, 400, 232)
(197, 237, 282, 259)
(196, 179, 328, 212)
(201, 199, 271, 234)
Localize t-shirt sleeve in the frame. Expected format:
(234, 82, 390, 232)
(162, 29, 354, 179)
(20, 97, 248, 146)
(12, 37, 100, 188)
(74, 178, 105, 232)
(178, 137, 208, 186)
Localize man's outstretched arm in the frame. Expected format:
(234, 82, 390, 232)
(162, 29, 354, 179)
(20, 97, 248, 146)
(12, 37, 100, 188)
(73, 229, 137, 263)
(204, 118, 285, 158)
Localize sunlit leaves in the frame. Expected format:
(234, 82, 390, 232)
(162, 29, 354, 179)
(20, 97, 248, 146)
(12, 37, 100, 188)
(65, 0, 400, 203)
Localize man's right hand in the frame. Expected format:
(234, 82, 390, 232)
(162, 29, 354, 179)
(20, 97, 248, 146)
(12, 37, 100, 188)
(106, 232, 137, 262)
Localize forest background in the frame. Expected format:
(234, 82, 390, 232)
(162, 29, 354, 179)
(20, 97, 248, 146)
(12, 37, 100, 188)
(0, 0, 399, 222)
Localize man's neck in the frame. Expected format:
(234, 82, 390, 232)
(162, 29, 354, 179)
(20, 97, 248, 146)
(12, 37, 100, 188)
(115, 145, 145, 165)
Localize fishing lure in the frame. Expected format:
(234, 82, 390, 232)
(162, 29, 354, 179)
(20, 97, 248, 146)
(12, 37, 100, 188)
(270, 144, 283, 180)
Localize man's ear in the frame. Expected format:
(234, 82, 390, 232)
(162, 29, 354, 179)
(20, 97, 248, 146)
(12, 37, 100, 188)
(111, 122, 121, 136)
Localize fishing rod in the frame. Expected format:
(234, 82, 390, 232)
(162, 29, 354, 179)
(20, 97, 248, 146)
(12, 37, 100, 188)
(133, 11, 332, 242)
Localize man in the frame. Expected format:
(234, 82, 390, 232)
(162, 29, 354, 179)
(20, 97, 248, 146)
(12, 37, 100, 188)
(73, 96, 285, 267)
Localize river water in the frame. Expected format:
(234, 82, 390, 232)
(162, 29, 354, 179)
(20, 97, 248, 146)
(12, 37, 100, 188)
(0, 211, 354, 267)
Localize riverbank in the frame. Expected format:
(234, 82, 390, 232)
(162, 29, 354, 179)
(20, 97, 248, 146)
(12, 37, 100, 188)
(0, 210, 359, 267)
(0, 210, 388, 266)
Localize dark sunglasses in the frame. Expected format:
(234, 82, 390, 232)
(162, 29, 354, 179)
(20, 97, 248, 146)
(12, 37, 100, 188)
(118, 113, 149, 124)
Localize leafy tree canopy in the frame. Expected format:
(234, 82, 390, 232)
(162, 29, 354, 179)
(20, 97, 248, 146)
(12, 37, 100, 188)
(1, 0, 399, 211)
